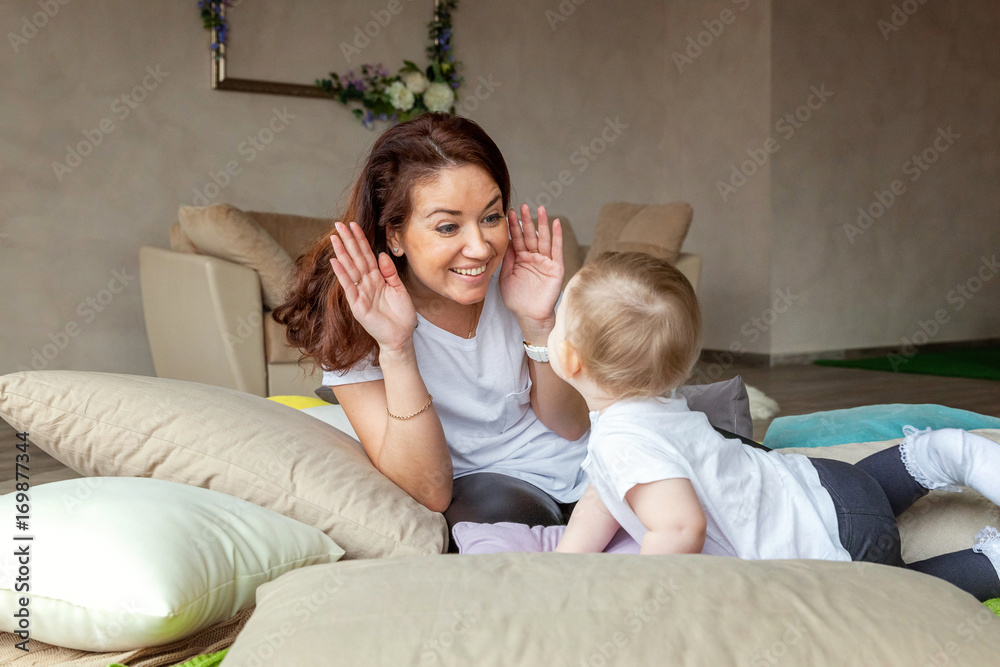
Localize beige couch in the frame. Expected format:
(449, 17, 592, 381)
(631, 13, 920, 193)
(139, 202, 701, 398)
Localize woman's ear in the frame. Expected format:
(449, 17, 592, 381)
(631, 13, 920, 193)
(386, 233, 401, 256)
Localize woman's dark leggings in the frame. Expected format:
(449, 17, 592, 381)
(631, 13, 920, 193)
(812, 446, 1000, 602)
(443, 473, 577, 552)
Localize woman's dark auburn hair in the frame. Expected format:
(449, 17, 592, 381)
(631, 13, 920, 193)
(272, 112, 511, 375)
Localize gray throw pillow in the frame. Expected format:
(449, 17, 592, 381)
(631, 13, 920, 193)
(314, 385, 339, 404)
(676, 375, 753, 440)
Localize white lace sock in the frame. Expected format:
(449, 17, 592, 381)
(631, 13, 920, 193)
(974, 526, 1000, 580)
(898, 426, 1000, 505)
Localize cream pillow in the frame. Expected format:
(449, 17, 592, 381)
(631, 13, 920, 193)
(0, 371, 448, 559)
(0, 476, 343, 651)
(177, 203, 294, 309)
(585, 201, 693, 266)
(223, 552, 1000, 665)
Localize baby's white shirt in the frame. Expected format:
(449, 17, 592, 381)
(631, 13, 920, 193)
(583, 395, 850, 561)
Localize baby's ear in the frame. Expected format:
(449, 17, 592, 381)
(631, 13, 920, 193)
(557, 340, 582, 379)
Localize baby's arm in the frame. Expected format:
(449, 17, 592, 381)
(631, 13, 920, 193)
(555, 483, 621, 553)
(625, 479, 706, 555)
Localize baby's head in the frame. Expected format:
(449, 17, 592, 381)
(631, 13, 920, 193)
(548, 251, 702, 401)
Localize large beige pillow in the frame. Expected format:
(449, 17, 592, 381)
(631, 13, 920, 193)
(781, 432, 1000, 563)
(0, 371, 447, 559)
(177, 204, 294, 309)
(584, 201, 693, 265)
(246, 210, 334, 261)
(223, 552, 1000, 665)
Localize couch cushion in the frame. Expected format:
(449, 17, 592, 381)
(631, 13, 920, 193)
(263, 312, 301, 364)
(169, 222, 199, 254)
(222, 552, 1000, 665)
(177, 204, 294, 310)
(585, 202, 692, 266)
(548, 214, 583, 288)
(0, 370, 448, 559)
(245, 210, 334, 261)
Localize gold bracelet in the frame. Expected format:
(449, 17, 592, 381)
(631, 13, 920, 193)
(387, 394, 434, 420)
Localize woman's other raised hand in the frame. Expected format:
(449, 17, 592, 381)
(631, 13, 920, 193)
(499, 204, 565, 328)
(329, 221, 416, 352)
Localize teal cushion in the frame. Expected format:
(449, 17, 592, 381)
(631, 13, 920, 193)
(763, 403, 1000, 449)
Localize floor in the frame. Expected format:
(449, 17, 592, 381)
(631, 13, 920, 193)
(1, 362, 999, 483)
(727, 362, 1000, 442)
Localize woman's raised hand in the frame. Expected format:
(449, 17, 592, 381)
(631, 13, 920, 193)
(499, 204, 565, 326)
(329, 221, 417, 351)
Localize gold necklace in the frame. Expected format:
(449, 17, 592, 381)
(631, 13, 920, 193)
(467, 301, 480, 339)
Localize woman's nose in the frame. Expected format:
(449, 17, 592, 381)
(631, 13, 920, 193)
(463, 226, 491, 258)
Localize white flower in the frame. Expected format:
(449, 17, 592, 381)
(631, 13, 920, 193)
(386, 80, 415, 111)
(423, 82, 455, 113)
(401, 71, 429, 95)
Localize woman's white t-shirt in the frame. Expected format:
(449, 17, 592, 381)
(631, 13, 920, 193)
(583, 395, 851, 561)
(322, 274, 590, 503)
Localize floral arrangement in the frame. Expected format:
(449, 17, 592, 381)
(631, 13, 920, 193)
(316, 0, 462, 128)
(197, 0, 229, 55)
(197, 0, 462, 129)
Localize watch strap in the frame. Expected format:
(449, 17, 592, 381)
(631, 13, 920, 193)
(523, 341, 550, 363)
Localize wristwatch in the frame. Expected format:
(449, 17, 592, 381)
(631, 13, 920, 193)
(523, 341, 550, 363)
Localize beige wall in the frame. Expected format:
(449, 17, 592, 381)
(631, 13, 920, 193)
(769, 0, 1000, 356)
(1, 0, 995, 377)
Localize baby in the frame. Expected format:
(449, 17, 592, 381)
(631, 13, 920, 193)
(550, 251, 1000, 601)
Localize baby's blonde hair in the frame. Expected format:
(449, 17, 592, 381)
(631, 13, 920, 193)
(564, 251, 702, 399)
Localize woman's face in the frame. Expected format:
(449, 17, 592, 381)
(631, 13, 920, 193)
(390, 164, 509, 307)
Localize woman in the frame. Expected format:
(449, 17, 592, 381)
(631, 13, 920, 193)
(273, 113, 592, 550)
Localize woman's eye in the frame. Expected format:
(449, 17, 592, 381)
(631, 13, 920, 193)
(483, 214, 503, 225)
(436, 224, 458, 234)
